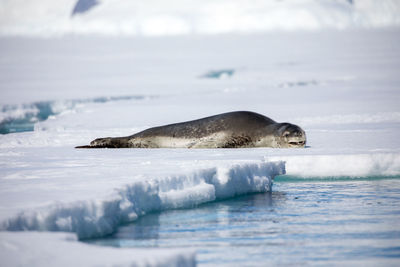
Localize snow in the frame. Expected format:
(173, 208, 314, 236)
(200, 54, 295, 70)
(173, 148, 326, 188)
(0, 3, 400, 265)
(270, 153, 400, 178)
(0, 232, 195, 267)
(0, 154, 284, 239)
(1, 0, 400, 37)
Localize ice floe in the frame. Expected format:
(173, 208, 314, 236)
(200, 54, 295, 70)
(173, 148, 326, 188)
(0, 156, 284, 239)
(0, 23, 399, 266)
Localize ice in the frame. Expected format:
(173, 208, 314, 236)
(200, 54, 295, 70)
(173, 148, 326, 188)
(0, 96, 152, 134)
(0, 5, 399, 265)
(0, 149, 284, 239)
(270, 153, 400, 178)
(0, 232, 195, 267)
(1, 0, 400, 37)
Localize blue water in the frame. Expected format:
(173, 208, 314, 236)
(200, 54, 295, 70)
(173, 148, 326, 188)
(86, 177, 400, 266)
(0, 95, 149, 134)
(201, 69, 235, 79)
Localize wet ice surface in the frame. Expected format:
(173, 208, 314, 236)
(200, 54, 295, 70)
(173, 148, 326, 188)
(87, 178, 400, 266)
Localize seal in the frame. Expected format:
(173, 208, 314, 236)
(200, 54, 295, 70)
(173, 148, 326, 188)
(75, 111, 306, 149)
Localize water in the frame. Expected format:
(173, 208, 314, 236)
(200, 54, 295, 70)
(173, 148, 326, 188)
(86, 177, 400, 266)
(201, 69, 235, 79)
(0, 95, 149, 134)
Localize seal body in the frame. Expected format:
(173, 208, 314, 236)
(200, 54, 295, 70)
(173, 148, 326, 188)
(76, 111, 306, 149)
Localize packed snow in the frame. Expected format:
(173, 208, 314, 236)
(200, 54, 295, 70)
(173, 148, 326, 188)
(1, 1, 400, 266)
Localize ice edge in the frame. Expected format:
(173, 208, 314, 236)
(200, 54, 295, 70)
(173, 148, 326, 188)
(0, 161, 285, 239)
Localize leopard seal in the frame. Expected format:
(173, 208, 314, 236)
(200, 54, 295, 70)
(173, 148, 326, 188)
(75, 111, 306, 149)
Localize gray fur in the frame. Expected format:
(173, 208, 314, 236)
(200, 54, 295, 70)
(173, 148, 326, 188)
(76, 111, 306, 149)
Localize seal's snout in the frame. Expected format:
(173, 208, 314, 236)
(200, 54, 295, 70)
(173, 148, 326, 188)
(279, 123, 306, 148)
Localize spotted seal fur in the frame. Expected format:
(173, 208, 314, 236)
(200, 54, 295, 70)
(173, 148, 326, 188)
(76, 111, 306, 149)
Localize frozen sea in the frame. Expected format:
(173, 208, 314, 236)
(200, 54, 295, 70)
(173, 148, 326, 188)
(1, 1, 400, 266)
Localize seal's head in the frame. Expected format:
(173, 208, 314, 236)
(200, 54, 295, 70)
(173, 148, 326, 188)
(276, 123, 306, 148)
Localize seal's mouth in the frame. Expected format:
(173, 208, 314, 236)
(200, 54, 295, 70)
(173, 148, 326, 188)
(289, 141, 305, 146)
(287, 139, 306, 147)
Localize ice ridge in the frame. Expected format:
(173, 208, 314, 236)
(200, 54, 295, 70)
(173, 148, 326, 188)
(1, 161, 285, 239)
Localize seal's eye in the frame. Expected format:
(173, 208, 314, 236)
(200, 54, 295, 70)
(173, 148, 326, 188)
(283, 131, 290, 137)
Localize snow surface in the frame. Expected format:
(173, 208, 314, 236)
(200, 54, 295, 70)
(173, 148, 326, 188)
(1, 0, 400, 37)
(0, 13, 400, 267)
(0, 232, 195, 267)
(0, 152, 284, 238)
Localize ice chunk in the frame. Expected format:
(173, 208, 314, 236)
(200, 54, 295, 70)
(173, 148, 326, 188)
(1, 162, 285, 239)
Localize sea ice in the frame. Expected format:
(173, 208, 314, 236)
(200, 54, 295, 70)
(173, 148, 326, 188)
(0, 12, 399, 266)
